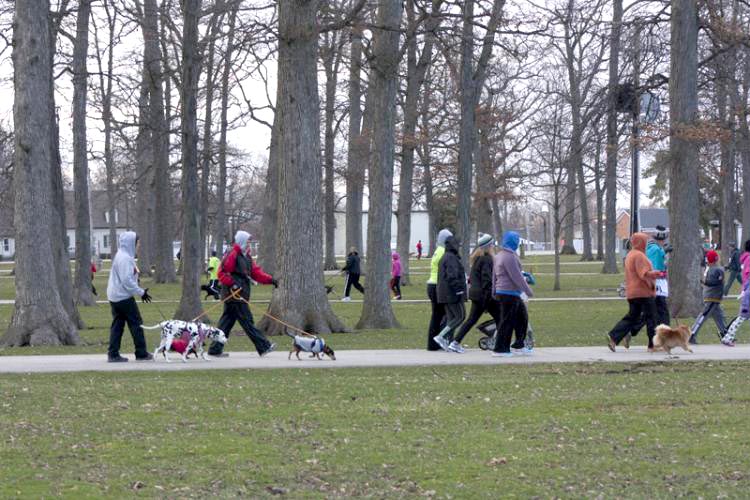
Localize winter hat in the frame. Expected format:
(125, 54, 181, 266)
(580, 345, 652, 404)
(477, 233, 494, 249)
(706, 250, 719, 264)
(501, 231, 520, 252)
(437, 229, 453, 247)
(235, 230, 251, 249)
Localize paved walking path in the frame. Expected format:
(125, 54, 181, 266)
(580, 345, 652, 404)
(1, 344, 749, 374)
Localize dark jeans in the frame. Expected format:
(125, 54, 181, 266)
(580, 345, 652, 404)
(390, 276, 402, 297)
(427, 284, 445, 350)
(436, 302, 466, 342)
(344, 273, 365, 297)
(690, 301, 727, 340)
(454, 295, 501, 344)
(609, 297, 657, 348)
(108, 298, 149, 359)
(209, 301, 272, 355)
(633, 296, 670, 334)
(494, 295, 527, 353)
(724, 270, 742, 296)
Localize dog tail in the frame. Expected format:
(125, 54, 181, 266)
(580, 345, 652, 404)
(141, 321, 167, 330)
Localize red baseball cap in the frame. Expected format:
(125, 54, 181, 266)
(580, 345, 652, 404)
(706, 250, 719, 264)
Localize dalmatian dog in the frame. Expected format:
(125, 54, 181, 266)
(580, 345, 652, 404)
(143, 320, 227, 363)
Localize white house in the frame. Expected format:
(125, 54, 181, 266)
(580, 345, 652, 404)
(329, 210, 431, 256)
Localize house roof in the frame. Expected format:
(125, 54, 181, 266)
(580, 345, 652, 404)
(639, 208, 669, 230)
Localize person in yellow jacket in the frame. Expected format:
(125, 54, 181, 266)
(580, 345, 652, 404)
(426, 229, 453, 350)
(201, 250, 221, 300)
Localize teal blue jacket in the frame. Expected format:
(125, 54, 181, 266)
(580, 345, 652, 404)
(646, 241, 666, 271)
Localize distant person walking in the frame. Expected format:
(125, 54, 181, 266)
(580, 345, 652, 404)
(390, 251, 402, 300)
(492, 231, 534, 357)
(106, 231, 153, 362)
(690, 249, 727, 344)
(450, 234, 499, 353)
(432, 236, 467, 351)
(724, 242, 742, 296)
(606, 233, 662, 352)
(426, 229, 452, 350)
(341, 247, 364, 302)
(722, 240, 750, 346)
(416, 240, 423, 260)
(646, 228, 671, 325)
(201, 250, 221, 300)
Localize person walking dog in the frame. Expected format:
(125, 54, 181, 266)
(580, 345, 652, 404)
(106, 231, 153, 362)
(208, 231, 278, 357)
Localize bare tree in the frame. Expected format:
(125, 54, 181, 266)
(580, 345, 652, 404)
(3, 0, 79, 346)
(344, 16, 365, 256)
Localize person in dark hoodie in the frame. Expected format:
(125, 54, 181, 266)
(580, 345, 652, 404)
(426, 228, 453, 350)
(208, 230, 278, 357)
(341, 247, 365, 302)
(689, 249, 727, 344)
(492, 231, 534, 357)
(106, 231, 153, 362)
(450, 233, 499, 353)
(432, 236, 467, 351)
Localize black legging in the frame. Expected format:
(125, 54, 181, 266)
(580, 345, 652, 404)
(493, 295, 528, 353)
(426, 284, 445, 350)
(390, 276, 401, 297)
(453, 295, 501, 344)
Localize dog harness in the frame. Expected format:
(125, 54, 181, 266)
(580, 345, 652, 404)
(295, 336, 325, 353)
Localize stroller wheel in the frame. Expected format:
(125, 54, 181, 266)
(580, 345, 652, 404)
(478, 336, 492, 351)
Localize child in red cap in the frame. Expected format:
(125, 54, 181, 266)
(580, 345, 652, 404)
(689, 249, 727, 344)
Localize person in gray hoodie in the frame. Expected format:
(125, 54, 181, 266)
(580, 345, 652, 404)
(106, 231, 153, 362)
(492, 231, 533, 356)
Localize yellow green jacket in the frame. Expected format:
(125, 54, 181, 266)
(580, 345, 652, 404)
(427, 246, 445, 285)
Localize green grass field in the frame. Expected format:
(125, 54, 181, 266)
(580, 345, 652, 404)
(2, 362, 750, 498)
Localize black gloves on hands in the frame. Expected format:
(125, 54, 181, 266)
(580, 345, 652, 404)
(141, 289, 152, 303)
(271, 278, 279, 288)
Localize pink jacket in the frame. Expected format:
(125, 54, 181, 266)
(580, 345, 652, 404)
(391, 252, 402, 278)
(741, 251, 749, 288)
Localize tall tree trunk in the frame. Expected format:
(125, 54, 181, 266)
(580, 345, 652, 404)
(668, 0, 702, 317)
(322, 30, 342, 270)
(345, 21, 365, 256)
(214, 5, 237, 259)
(561, 162, 577, 254)
(259, 112, 280, 272)
(475, 123, 494, 235)
(397, 0, 441, 285)
(602, 0, 622, 273)
(4, 0, 79, 345)
(258, 0, 348, 335)
(357, 0, 403, 329)
(418, 85, 437, 256)
(135, 55, 155, 273)
(72, 0, 95, 306)
(717, 60, 736, 259)
(174, 0, 204, 320)
(200, 15, 220, 266)
(739, 56, 750, 244)
(594, 136, 605, 261)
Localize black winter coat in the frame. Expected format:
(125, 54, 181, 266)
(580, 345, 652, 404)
(343, 252, 361, 275)
(437, 237, 467, 304)
(468, 253, 494, 302)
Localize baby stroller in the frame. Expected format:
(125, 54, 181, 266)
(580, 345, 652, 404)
(478, 271, 536, 351)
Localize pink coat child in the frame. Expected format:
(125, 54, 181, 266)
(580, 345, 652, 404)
(390, 252, 402, 300)
(723, 249, 750, 345)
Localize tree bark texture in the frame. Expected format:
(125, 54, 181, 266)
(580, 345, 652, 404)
(322, 30, 343, 270)
(4, 0, 79, 346)
(258, 0, 348, 336)
(356, 0, 403, 329)
(345, 25, 366, 257)
(72, 0, 95, 306)
(174, 0, 204, 321)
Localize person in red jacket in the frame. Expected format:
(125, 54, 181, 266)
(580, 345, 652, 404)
(90, 260, 98, 296)
(208, 230, 278, 357)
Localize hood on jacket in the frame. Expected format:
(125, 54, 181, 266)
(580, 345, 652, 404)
(392, 252, 400, 261)
(444, 236, 460, 255)
(437, 229, 453, 247)
(235, 230, 251, 249)
(118, 231, 137, 258)
(630, 232, 648, 252)
(502, 231, 520, 251)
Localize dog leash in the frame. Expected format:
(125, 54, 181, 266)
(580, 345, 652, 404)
(189, 293, 235, 323)
(229, 290, 317, 338)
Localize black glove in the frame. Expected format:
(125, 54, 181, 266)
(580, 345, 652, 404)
(141, 289, 152, 303)
(271, 278, 279, 288)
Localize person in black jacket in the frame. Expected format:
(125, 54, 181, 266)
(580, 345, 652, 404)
(449, 234, 499, 353)
(341, 247, 365, 301)
(724, 242, 742, 296)
(432, 236, 467, 351)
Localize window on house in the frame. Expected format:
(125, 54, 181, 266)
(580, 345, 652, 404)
(103, 235, 109, 248)
(3, 239, 8, 252)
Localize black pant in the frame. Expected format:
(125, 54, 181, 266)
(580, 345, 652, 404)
(427, 284, 445, 350)
(209, 301, 272, 355)
(436, 302, 466, 342)
(609, 297, 657, 348)
(108, 298, 149, 359)
(204, 279, 220, 299)
(454, 295, 501, 344)
(390, 276, 401, 297)
(632, 296, 670, 334)
(494, 295, 527, 353)
(724, 270, 742, 296)
(344, 273, 365, 297)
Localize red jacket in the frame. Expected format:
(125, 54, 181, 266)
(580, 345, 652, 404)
(218, 244, 272, 301)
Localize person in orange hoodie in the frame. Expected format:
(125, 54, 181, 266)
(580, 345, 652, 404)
(607, 232, 664, 352)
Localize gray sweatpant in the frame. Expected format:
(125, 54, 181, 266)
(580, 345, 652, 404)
(690, 301, 727, 340)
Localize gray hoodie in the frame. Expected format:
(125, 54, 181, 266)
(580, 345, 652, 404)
(107, 231, 145, 302)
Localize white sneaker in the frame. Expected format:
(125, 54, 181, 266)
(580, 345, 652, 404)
(341, 297, 351, 302)
(433, 335, 450, 351)
(492, 352, 513, 358)
(512, 347, 533, 356)
(448, 341, 465, 353)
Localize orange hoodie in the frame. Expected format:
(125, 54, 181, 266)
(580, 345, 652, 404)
(624, 233, 662, 299)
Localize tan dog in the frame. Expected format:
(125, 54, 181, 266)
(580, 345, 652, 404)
(653, 324, 693, 355)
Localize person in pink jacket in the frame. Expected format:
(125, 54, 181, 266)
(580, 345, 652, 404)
(390, 251, 402, 300)
(722, 239, 750, 346)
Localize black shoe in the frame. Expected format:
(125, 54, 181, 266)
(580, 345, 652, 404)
(689, 334, 697, 345)
(135, 353, 154, 361)
(260, 343, 276, 357)
(606, 335, 616, 352)
(108, 355, 128, 363)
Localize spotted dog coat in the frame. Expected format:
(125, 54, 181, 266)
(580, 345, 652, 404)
(144, 320, 228, 362)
